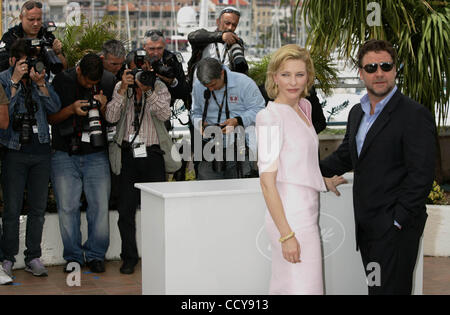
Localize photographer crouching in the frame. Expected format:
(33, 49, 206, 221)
(191, 58, 264, 180)
(106, 49, 171, 274)
(0, 38, 61, 279)
(48, 53, 116, 274)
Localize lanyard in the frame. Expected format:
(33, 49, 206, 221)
(133, 91, 143, 133)
(214, 43, 228, 65)
(211, 88, 229, 123)
(202, 70, 229, 124)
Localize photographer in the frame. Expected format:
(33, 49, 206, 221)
(0, 1, 67, 72)
(187, 6, 248, 87)
(144, 30, 191, 180)
(0, 39, 61, 279)
(48, 53, 115, 274)
(106, 49, 171, 274)
(100, 39, 127, 81)
(191, 58, 264, 180)
(143, 31, 189, 107)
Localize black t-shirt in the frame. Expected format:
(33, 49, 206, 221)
(51, 67, 116, 154)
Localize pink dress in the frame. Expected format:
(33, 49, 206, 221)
(256, 99, 326, 295)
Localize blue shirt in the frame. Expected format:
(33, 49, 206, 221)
(0, 67, 61, 150)
(191, 66, 265, 147)
(356, 86, 397, 156)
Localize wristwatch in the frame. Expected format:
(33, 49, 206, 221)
(10, 79, 20, 89)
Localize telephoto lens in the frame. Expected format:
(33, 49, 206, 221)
(228, 43, 248, 74)
(87, 99, 105, 147)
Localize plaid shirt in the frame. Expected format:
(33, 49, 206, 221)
(106, 79, 171, 146)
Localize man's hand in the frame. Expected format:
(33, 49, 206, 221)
(324, 175, 348, 196)
(222, 32, 240, 46)
(71, 100, 89, 116)
(12, 60, 28, 83)
(119, 69, 134, 94)
(94, 90, 107, 115)
(52, 39, 63, 55)
(220, 118, 238, 134)
(30, 68, 46, 85)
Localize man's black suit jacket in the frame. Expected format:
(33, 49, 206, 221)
(320, 90, 436, 242)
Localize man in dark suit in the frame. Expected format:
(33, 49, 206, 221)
(320, 40, 436, 295)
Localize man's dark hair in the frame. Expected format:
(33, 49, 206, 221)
(357, 39, 397, 68)
(79, 53, 103, 81)
(9, 38, 28, 59)
(196, 57, 223, 86)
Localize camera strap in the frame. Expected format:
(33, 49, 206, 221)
(129, 89, 147, 146)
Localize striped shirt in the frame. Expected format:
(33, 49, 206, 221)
(106, 79, 171, 146)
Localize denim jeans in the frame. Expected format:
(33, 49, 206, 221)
(1, 150, 51, 264)
(50, 150, 111, 263)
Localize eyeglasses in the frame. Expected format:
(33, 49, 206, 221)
(145, 30, 164, 38)
(22, 1, 42, 11)
(220, 7, 241, 17)
(362, 62, 394, 73)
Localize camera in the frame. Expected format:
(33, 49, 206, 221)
(81, 94, 105, 148)
(12, 112, 36, 144)
(22, 39, 45, 77)
(129, 49, 156, 88)
(149, 56, 175, 79)
(227, 40, 248, 74)
(23, 22, 63, 76)
(39, 21, 63, 74)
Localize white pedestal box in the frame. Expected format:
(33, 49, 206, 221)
(136, 174, 423, 295)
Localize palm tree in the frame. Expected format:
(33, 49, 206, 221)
(56, 15, 121, 68)
(295, 0, 449, 126)
(295, 0, 449, 182)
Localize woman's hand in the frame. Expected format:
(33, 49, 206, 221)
(281, 236, 301, 264)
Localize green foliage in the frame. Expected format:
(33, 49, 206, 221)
(296, 0, 449, 127)
(427, 181, 447, 205)
(56, 15, 121, 68)
(325, 100, 350, 122)
(248, 51, 338, 96)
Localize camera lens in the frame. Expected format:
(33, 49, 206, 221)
(229, 43, 248, 73)
(136, 70, 156, 88)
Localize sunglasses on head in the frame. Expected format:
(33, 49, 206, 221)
(145, 30, 164, 37)
(220, 8, 241, 17)
(23, 1, 42, 10)
(362, 62, 394, 73)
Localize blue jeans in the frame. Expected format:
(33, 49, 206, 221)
(50, 150, 111, 263)
(1, 150, 51, 264)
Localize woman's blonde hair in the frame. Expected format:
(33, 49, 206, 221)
(265, 44, 315, 100)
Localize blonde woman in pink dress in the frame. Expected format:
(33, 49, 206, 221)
(256, 44, 346, 295)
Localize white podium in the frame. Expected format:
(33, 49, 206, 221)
(136, 174, 423, 295)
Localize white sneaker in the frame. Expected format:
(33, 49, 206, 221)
(0, 266, 13, 285)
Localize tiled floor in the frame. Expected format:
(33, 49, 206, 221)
(0, 257, 448, 295)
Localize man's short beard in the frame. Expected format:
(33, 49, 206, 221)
(366, 84, 395, 99)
